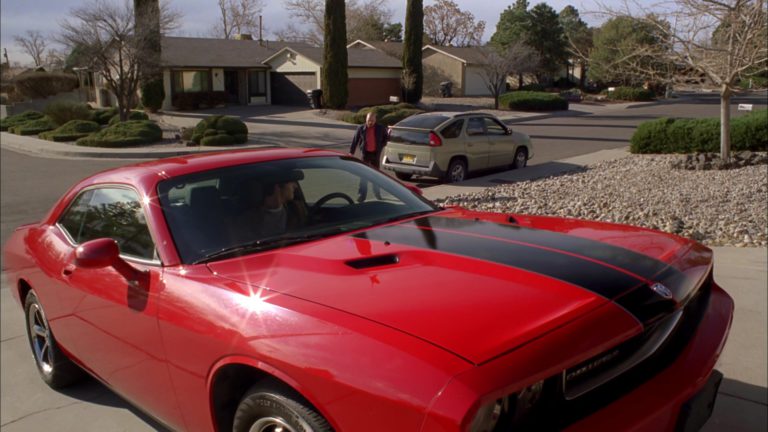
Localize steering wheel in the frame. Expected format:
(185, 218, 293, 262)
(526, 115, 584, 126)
(310, 192, 355, 219)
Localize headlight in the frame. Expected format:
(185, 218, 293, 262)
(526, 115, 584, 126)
(468, 398, 504, 432)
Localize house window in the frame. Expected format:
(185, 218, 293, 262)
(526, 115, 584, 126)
(173, 70, 211, 93)
(248, 70, 267, 97)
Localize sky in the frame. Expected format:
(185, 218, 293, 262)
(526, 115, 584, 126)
(0, 0, 621, 67)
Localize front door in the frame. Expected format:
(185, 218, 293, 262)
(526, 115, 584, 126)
(52, 186, 183, 430)
(224, 70, 239, 104)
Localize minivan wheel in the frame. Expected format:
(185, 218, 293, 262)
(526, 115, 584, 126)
(395, 172, 413, 181)
(512, 148, 528, 169)
(24, 291, 84, 389)
(445, 159, 467, 183)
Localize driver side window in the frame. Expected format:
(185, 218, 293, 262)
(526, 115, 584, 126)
(58, 187, 156, 261)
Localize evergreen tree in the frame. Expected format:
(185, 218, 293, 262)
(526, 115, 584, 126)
(402, 0, 423, 103)
(134, 0, 164, 111)
(322, 0, 348, 108)
(526, 3, 567, 81)
(558, 5, 592, 87)
(490, 0, 530, 48)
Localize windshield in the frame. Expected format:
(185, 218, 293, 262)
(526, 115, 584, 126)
(157, 156, 438, 264)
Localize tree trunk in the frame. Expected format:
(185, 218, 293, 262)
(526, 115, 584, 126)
(720, 86, 731, 161)
(518, 73, 523, 89)
(579, 64, 586, 89)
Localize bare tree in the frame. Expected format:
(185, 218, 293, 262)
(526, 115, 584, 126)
(606, 0, 767, 160)
(211, 0, 266, 39)
(424, 0, 485, 46)
(59, 0, 180, 121)
(478, 41, 540, 109)
(14, 31, 48, 67)
(279, 0, 391, 45)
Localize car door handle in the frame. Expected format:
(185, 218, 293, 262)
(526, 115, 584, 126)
(62, 265, 76, 277)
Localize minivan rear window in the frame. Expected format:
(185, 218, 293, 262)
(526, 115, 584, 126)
(395, 115, 449, 130)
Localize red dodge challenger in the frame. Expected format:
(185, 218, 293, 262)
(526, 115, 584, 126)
(3, 149, 733, 432)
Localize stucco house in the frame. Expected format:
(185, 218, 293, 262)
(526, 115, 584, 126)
(421, 45, 493, 97)
(346, 39, 404, 61)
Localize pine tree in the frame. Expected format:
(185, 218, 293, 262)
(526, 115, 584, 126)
(134, 0, 164, 111)
(402, 0, 423, 103)
(322, 0, 349, 109)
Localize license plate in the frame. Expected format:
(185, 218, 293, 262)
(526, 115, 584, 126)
(401, 154, 415, 163)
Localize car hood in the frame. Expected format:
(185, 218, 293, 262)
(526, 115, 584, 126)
(209, 211, 711, 364)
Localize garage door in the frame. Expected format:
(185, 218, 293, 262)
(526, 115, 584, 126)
(271, 72, 317, 105)
(347, 78, 401, 107)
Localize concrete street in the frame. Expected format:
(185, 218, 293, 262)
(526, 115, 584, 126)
(1, 94, 766, 430)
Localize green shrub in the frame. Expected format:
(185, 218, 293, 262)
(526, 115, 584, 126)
(519, 83, 546, 92)
(140, 78, 165, 113)
(43, 101, 92, 125)
(200, 134, 236, 146)
(172, 91, 228, 110)
(499, 91, 569, 111)
(191, 115, 248, 145)
(0, 111, 45, 131)
(343, 103, 423, 125)
(109, 110, 149, 125)
(607, 87, 654, 101)
(9, 116, 57, 135)
(39, 120, 100, 142)
(76, 120, 162, 147)
(90, 108, 118, 125)
(13, 71, 78, 99)
(631, 109, 768, 153)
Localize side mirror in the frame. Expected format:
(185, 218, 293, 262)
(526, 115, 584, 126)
(404, 183, 423, 196)
(506, 128, 513, 135)
(75, 238, 148, 289)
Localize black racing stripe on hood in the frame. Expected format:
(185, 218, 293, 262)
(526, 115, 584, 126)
(417, 217, 672, 281)
(354, 223, 644, 300)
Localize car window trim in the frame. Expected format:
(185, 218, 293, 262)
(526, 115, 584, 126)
(55, 183, 163, 266)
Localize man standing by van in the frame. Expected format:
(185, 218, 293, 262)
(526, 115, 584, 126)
(350, 112, 388, 168)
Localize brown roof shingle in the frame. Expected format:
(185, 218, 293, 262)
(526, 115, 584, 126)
(161, 37, 310, 68)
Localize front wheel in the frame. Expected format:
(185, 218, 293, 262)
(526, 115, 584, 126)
(512, 147, 528, 169)
(25, 291, 84, 389)
(233, 385, 333, 432)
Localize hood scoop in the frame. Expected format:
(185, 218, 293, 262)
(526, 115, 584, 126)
(346, 254, 400, 269)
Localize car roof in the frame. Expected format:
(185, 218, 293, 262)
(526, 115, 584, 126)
(80, 148, 344, 191)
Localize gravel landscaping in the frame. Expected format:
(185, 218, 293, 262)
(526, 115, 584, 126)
(435, 153, 768, 247)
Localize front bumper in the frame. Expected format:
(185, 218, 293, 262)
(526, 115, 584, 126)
(421, 282, 734, 432)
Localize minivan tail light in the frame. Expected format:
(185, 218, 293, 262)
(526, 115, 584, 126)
(429, 131, 442, 147)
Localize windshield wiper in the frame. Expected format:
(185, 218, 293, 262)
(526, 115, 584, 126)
(192, 229, 345, 264)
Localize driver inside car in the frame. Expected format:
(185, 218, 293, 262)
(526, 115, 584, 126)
(236, 170, 307, 239)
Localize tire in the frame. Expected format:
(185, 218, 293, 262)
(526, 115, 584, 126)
(395, 172, 413, 181)
(445, 159, 467, 183)
(512, 147, 528, 169)
(24, 291, 84, 389)
(233, 385, 333, 432)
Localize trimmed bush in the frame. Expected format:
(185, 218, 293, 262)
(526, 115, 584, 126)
(141, 79, 165, 113)
(172, 91, 228, 110)
(191, 115, 248, 145)
(342, 103, 422, 125)
(631, 109, 768, 153)
(499, 91, 569, 111)
(0, 111, 45, 131)
(13, 71, 78, 99)
(39, 120, 101, 142)
(109, 110, 150, 125)
(44, 101, 92, 126)
(200, 134, 236, 146)
(519, 83, 546, 92)
(90, 108, 118, 125)
(76, 120, 162, 147)
(607, 87, 654, 101)
(9, 116, 57, 135)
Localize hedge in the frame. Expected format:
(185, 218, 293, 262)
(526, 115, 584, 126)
(108, 110, 150, 125)
(0, 111, 45, 131)
(9, 116, 57, 135)
(76, 120, 162, 147)
(43, 101, 92, 126)
(141, 78, 165, 113)
(40, 120, 101, 142)
(200, 133, 236, 146)
(90, 108, 118, 125)
(630, 109, 768, 153)
(172, 91, 228, 110)
(342, 103, 423, 126)
(499, 91, 569, 111)
(13, 71, 78, 99)
(191, 115, 248, 145)
(607, 87, 655, 101)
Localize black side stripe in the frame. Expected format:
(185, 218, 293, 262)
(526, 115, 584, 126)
(354, 223, 645, 300)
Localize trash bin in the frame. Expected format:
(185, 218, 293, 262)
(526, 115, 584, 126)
(307, 89, 323, 109)
(439, 81, 453, 98)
